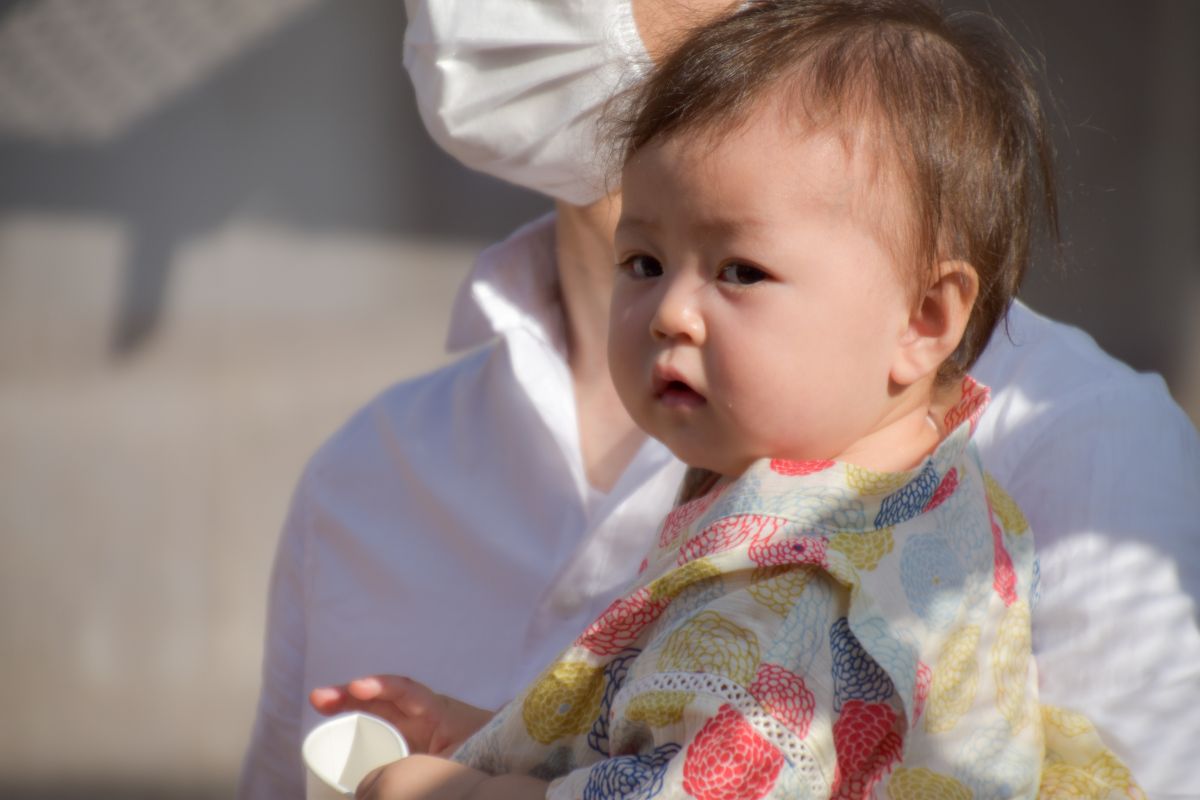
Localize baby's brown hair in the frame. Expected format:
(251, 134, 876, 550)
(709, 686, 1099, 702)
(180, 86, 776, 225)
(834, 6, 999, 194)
(615, 0, 1059, 384)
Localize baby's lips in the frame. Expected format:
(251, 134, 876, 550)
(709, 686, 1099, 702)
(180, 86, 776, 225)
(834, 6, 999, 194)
(652, 363, 701, 398)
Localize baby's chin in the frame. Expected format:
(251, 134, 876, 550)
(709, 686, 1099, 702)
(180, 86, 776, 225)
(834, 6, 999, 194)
(675, 450, 756, 480)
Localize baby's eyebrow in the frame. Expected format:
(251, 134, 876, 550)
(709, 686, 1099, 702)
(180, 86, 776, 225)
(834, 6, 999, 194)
(689, 216, 765, 237)
(615, 214, 659, 237)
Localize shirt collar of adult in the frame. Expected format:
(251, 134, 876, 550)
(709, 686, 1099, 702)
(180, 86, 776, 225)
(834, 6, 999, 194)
(444, 212, 565, 354)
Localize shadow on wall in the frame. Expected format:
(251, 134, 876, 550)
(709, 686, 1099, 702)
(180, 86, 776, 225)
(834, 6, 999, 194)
(0, 0, 550, 356)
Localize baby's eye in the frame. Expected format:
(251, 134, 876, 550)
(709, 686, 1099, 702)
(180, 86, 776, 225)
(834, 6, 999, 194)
(619, 254, 663, 279)
(718, 263, 768, 285)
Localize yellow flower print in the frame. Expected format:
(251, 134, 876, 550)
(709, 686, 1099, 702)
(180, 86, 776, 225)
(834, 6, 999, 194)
(747, 565, 816, 616)
(660, 611, 759, 685)
(984, 473, 1030, 534)
(924, 624, 980, 733)
(993, 601, 1032, 732)
(521, 660, 605, 745)
(886, 767, 972, 799)
(829, 528, 895, 571)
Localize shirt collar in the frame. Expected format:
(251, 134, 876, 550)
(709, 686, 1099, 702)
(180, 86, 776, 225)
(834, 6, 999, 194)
(444, 212, 566, 354)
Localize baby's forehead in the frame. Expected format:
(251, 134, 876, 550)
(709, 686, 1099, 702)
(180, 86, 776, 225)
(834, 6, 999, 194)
(697, 87, 914, 221)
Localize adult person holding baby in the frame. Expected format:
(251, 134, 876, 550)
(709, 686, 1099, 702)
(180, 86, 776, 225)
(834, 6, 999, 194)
(239, 1, 1200, 798)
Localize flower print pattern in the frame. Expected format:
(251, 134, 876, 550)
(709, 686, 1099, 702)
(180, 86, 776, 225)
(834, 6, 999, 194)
(715, 476, 866, 533)
(626, 690, 693, 729)
(648, 559, 721, 603)
(828, 528, 894, 571)
(681, 704, 784, 800)
(886, 767, 972, 800)
(763, 570, 833, 671)
(679, 514, 784, 565)
(770, 458, 834, 476)
(1042, 705, 1093, 738)
(588, 649, 639, 756)
(983, 473, 1029, 535)
(582, 744, 680, 800)
(942, 375, 989, 433)
(989, 512, 1018, 607)
(748, 662, 816, 739)
(747, 564, 817, 616)
(659, 485, 726, 548)
(831, 617, 896, 711)
(875, 461, 941, 528)
(830, 699, 903, 800)
(900, 534, 966, 630)
(924, 625, 980, 734)
(659, 611, 759, 685)
(992, 601, 1032, 732)
(748, 533, 828, 569)
(846, 616, 919, 712)
(846, 464, 910, 496)
(911, 661, 931, 725)
(954, 721, 1038, 800)
(922, 468, 958, 513)
(577, 586, 669, 656)
(522, 660, 606, 745)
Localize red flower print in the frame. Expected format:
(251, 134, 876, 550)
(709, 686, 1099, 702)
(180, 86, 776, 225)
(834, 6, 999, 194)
(912, 661, 932, 724)
(748, 663, 815, 739)
(748, 535, 828, 569)
(769, 459, 835, 476)
(922, 468, 958, 513)
(680, 514, 783, 565)
(660, 485, 726, 548)
(942, 376, 989, 434)
(830, 700, 903, 800)
(682, 704, 784, 800)
(989, 512, 1017, 607)
(575, 586, 669, 656)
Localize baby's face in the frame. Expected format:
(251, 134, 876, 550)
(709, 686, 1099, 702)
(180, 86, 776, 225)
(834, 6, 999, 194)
(610, 98, 918, 477)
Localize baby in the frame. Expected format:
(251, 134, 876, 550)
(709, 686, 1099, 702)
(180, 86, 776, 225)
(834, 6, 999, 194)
(322, 1, 1140, 798)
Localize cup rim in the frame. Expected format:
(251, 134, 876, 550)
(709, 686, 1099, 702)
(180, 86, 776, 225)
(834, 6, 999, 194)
(302, 712, 410, 791)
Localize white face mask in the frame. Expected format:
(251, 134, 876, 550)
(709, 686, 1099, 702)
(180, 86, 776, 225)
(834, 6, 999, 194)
(403, 0, 650, 206)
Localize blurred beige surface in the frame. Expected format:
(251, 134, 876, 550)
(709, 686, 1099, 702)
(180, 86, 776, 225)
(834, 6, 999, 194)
(0, 215, 474, 791)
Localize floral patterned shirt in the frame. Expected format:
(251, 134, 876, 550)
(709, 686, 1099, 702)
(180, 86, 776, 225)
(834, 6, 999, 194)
(453, 378, 1139, 799)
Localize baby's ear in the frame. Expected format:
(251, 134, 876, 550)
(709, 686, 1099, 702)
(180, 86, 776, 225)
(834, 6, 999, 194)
(891, 260, 979, 386)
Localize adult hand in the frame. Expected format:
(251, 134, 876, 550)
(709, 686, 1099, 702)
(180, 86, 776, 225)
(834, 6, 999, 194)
(310, 675, 494, 756)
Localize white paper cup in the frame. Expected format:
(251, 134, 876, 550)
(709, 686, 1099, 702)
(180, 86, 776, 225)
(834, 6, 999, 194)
(302, 712, 410, 799)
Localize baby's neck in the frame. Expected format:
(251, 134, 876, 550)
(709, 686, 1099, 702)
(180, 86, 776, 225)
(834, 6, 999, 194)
(822, 380, 952, 473)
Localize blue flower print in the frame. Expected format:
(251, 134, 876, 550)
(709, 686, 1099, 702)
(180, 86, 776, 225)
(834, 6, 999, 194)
(848, 615, 919, 712)
(764, 571, 833, 672)
(582, 743, 681, 800)
(588, 648, 640, 756)
(900, 533, 966, 630)
(830, 616, 895, 711)
(875, 461, 940, 528)
(954, 721, 1039, 799)
(716, 471, 866, 533)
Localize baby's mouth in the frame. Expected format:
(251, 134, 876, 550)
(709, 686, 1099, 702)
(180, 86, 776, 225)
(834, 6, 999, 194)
(653, 371, 706, 408)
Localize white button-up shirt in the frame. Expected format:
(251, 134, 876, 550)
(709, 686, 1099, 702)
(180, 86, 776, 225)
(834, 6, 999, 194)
(239, 213, 1200, 799)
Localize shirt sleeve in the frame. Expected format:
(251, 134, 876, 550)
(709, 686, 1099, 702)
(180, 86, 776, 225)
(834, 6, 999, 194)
(997, 383, 1200, 797)
(236, 475, 312, 800)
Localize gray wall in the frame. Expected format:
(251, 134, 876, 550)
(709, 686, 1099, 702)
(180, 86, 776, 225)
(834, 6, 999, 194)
(0, 1, 1195, 796)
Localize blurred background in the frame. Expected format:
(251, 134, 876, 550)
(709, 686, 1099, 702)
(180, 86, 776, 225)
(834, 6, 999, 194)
(0, 0, 1195, 797)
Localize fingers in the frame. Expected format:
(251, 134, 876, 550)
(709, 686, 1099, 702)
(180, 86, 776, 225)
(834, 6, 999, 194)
(309, 685, 349, 714)
(347, 675, 438, 717)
